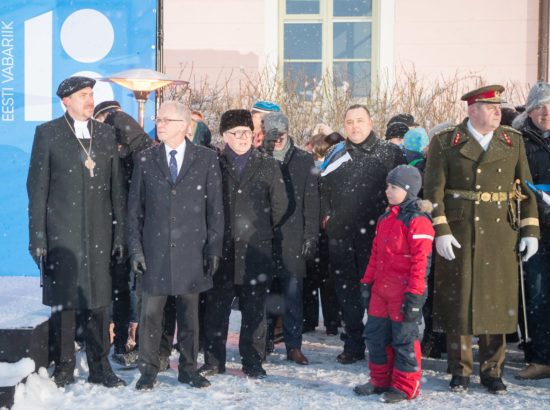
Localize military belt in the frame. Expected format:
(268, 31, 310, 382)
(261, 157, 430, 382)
(444, 189, 514, 202)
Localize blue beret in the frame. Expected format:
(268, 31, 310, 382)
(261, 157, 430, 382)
(251, 101, 280, 113)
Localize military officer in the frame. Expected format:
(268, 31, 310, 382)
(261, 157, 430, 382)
(423, 85, 540, 395)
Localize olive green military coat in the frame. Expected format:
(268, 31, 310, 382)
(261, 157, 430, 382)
(424, 119, 539, 335)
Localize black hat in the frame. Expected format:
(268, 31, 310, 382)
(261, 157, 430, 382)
(94, 100, 121, 118)
(387, 113, 418, 127)
(263, 112, 289, 141)
(385, 121, 409, 140)
(386, 165, 422, 200)
(56, 76, 96, 98)
(219, 109, 254, 134)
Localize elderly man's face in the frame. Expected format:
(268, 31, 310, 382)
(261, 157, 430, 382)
(63, 87, 94, 121)
(224, 126, 253, 154)
(529, 103, 550, 132)
(344, 107, 373, 144)
(468, 103, 501, 134)
(273, 133, 288, 150)
(156, 103, 188, 148)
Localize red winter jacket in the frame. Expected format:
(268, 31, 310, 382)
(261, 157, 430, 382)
(361, 199, 434, 321)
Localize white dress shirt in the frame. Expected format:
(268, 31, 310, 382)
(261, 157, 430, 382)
(74, 120, 91, 139)
(164, 139, 186, 175)
(467, 119, 493, 151)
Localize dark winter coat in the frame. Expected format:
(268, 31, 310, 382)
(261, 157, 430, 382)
(216, 148, 288, 286)
(361, 199, 434, 321)
(516, 113, 550, 246)
(27, 114, 125, 309)
(319, 132, 406, 245)
(103, 110, 155, 191)
(126, 142, 224, 296)
(272, 140, 319, 278)
(424, 119, 539, 334)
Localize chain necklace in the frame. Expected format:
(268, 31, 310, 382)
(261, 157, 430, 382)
(64, 114, 95, 177)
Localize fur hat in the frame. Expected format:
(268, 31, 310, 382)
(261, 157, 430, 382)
(386, 164, 422, 199)
(385, 122, 409, 140)
(219, 109, 254, 134)
(526, 82, 550, 113)
(56, 76, 95, 98)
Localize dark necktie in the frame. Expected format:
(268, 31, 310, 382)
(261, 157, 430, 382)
(169, 150, 178, 182)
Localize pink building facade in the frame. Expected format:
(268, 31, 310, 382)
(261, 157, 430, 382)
(163, 0, 549, 94)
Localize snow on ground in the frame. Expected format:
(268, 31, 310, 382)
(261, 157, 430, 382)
(3, 276, 550, 409)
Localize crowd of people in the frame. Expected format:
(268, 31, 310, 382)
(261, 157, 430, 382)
(26, 75, 550, 403)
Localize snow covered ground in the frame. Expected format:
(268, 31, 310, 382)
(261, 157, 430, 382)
(3, 276, 550, 409)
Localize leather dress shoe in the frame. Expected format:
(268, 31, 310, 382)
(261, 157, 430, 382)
(178, 370, 211, 388)
(287, 349, 309, 365)
(136, 374, 156, 391)
(198, 363, 225, 376)
(243, 365, 267, 379)
(449, 375, 469, 393)
(353, 382, 388, 396)
(88, 368, 126, 388)
(336, 351, 365, 364)
(52, 369, 75, 388)
(515, 363, 550, 380)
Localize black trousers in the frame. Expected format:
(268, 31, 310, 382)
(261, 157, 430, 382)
(327, 235, 371, 355)
(203, 282, 268, 370)
(138, 292, 199, 376)
(111, 259, 131, 353)
(50, 306, 110, 375)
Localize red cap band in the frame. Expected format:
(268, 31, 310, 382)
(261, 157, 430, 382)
(466, 90, 501, 105)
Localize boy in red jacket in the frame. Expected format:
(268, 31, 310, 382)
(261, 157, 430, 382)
(354, 165, 434, 403)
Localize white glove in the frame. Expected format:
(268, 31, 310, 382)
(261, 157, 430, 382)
(435, 234, 461, 261)
(519, 237, 538, 262)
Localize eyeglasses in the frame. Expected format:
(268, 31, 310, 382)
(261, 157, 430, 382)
(225, 130, 253, 139)
(153, 118, 185, 125)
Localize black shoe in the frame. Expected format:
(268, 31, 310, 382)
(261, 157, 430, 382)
(336, 351, 365, 364)
(88, 368, 127, 388)
(136, 374, 156, 391)
(326, 326, 338, 336)
(178, 371, 211, 388)
(198, 363, 225, 376)
(243, 366, 267, 379)
(481, 376, 507, 395)
(265, 340, 275, 356)
(52, 369, 75, 388)
(159, 356, 170, 372)
(381, 387, 409, 403)
(353, 382, 389, 396)
(449, 375, 470, 393)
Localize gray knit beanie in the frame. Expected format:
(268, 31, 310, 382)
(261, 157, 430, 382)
(386, 165, 422, 201)
(526, 82, 550, 113)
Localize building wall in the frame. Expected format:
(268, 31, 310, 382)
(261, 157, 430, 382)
(393, 0, 542, 87)
(162, 0, 267, 85)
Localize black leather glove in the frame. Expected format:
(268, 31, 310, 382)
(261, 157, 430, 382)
(31, 247, 47, 265)
(301, 239, 318, 260)
(360, 283, 372, 312)
(112, 244, 126, 264)
(130, 253, 147, 275)
(400, 292, 425, 322)
(204, 255, 221, 278)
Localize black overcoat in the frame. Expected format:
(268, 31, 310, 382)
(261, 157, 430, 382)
(126, 141, 224, 296)
(27, 114, 125, 309)
(273, 141, 319, 278)
(217, 148, 288, 286)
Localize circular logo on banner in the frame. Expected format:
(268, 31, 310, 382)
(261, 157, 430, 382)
(60, 9, 114, 63)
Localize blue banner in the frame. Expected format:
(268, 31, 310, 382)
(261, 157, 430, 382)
(0, 1, 157, 275)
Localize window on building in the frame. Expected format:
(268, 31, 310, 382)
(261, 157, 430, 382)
(280, 0, 377, 97)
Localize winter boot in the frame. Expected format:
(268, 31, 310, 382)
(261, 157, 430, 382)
(449, 375, 469, 393)
(515, 363, 550, 380)
(480, 376, 507, 395)
(381, 387, 409, 403)
(353, 382, 389, 396)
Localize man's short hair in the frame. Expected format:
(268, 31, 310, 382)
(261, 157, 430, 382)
(161, 100, 191, 123)
(346, 104, 371, 117)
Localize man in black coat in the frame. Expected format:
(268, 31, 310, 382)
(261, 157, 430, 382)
(127, 101, 224, 390)
(319, 104, 406, 364)
(94, 101, 155, 366)
(199, 109, 288, 379)
(27, 76, 126, 388)
(514, 82, 550, 380)
(261, 112, 319, 365)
